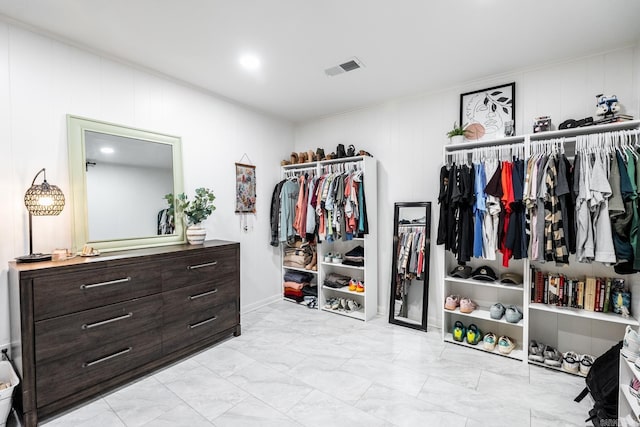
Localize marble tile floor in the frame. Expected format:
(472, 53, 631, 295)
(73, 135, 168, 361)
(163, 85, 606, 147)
(27, 300, 592, 426)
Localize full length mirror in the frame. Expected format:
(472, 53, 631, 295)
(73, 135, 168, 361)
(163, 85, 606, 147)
(67, 115, 185, 252)
(389, 202, 431, 331)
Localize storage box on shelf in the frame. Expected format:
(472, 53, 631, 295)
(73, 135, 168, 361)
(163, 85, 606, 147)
(442, 253, 527, 361)
(280, 155, 377, 321)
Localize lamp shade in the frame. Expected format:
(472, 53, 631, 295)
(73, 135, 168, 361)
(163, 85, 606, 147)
(24, 173, 65, 216)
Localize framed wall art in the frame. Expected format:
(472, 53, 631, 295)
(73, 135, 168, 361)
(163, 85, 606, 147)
(235, 162, 257, 213)
(460, 82, 515, 141)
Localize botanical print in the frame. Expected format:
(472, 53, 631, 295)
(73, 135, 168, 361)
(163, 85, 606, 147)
(460, 83, 515, 141)
(235, 163, 256, 213)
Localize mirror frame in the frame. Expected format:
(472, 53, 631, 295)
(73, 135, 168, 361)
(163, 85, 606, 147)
(67, 115, 185, 252)
(389, 201, 431, 331)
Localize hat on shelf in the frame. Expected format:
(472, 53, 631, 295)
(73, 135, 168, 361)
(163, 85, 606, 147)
(500, 272, 523, 285)
(450, 265, 472, 279)
(471, 266, 497, 282)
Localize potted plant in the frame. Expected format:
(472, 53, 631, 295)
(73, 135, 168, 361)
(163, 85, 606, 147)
(447, 122, 467, 144)
(165, 187, 216, 245)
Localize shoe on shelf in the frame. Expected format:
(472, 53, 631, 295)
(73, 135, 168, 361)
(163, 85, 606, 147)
(356, 281, 365, 293)
(459, 297, 476, 314)
(489, 303, 506, 320)
(332, 253, 343, 264)
(324, 252, 334, 263)
(348, 279, 357, 292)
(562, 351, 580, 373)
(452, 321, 466, 342)
(497, 336, 516, 355)
(528, 340, 545, 362)
(543, 345, 562, 367)
(444, 295, 460, 311)
(323, 297, 336, 310)
(505, 305, 523, 323)
(622, 325, 640, 361)
(580, 354, 594, 376)
(483, 332, 497, 351)
(466, 324, 483, 345)
(347, 300, 361, 312)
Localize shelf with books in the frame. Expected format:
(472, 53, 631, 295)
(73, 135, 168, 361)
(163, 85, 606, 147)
(529, 303, 639, 326)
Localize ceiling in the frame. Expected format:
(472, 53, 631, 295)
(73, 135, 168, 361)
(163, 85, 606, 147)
(0, 1, 639, 123)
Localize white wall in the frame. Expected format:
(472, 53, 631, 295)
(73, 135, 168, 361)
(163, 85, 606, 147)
(0, 21, 294, 348)
(295, 45, 640, 328)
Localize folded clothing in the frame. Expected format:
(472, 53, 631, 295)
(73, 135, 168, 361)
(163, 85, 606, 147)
(343, 245, 364, 266)
(284, 281, 306, 291)
(324, 272, 351, 288)
(302, 286, 318, 297)
(284, 270, 315, 283)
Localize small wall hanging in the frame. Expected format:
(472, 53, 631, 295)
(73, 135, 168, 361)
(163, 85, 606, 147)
(235, 154, 256, 214)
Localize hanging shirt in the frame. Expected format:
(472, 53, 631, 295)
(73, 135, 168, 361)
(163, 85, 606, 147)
(473, 162, 486, 258)
(576, 153, 595, 262)
(279, 180, 299, 243)
(543, 155, 569, 265)
(500, 161, 515, 267)
(483, 160, 502, 260)
(437, 165, 450, 246)
(590, 152, 616, 263)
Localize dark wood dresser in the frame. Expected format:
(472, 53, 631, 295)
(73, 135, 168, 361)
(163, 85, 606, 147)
(8, 240, 240, 427)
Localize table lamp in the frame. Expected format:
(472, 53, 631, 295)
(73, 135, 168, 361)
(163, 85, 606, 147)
(16, 168, 65, 263)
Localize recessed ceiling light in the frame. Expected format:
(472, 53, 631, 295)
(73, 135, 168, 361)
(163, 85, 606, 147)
(239, 54, 261, 70)
(100, 147, 114, 154)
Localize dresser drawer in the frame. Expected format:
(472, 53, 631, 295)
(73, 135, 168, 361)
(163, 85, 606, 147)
(36, 329, 162, 407)
(163, 303, 237, 353)
(163, 276, 237, 323)
(33, 265, 162, 320)
(34, 294, 163, 364)
(162, 246, 237, 291)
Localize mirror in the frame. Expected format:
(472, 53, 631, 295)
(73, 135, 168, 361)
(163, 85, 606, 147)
(67, 115, 185, 252)
(389, 202, 431, 331)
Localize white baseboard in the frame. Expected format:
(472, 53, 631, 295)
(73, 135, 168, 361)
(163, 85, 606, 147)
(241, 294, 282, 314)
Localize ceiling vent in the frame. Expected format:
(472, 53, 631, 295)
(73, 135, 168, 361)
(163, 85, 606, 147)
(325, 57, 364, 77)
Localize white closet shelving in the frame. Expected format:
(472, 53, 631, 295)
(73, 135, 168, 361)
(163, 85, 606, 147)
(619, 353, 640, 426)
(280, 155, 377, 321)
(441, 120, 640, 367)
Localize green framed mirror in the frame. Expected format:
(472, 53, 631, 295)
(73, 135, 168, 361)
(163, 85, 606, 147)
(67, 115, 185, 252)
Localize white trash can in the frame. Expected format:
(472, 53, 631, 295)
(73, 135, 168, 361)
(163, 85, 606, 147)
(0, 361, 19, 427)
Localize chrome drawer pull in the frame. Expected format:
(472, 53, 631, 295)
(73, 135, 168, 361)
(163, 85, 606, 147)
(188, 289, 218, 300)
(80, 277, 131, 290)
(82, 347, 132, 368)
(81, 312, 133, 330)
(187, 261, 217, 270)
(188, 316, 217, 329)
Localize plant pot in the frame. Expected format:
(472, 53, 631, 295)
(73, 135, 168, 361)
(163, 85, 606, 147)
(450, 135, 464, 144)
(186, 224, 207, 245)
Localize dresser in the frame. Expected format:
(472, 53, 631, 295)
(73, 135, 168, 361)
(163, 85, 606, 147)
(8, 240, 240, 427)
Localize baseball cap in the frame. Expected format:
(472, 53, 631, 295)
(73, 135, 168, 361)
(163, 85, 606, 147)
(471, 266, 497, 282)
(450, 265, 472, 279)
(500, 272, 523, 285)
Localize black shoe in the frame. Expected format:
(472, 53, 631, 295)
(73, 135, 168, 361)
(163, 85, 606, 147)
(337, 144, 346, 158)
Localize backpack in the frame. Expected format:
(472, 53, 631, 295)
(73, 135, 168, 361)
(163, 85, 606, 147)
(575, 340, 623, 426)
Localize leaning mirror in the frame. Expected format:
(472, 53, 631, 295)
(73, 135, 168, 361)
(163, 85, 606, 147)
(389, 202, 431, 331)
(67, 115, 185, 252)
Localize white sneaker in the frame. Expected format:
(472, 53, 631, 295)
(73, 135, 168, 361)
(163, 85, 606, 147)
(580, 354, 594, 376)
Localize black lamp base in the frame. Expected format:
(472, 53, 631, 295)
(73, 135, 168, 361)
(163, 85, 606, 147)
(15, 253, 52, 263)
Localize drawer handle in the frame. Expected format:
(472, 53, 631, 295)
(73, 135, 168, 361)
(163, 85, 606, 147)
(81, 312, 133, 330)
(187, 261, 217, 270)
(188, 316, 217, 329)
(188, 289, 218, 301)
(80, 277, 131, 290)
(82, 347, 132, 368)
